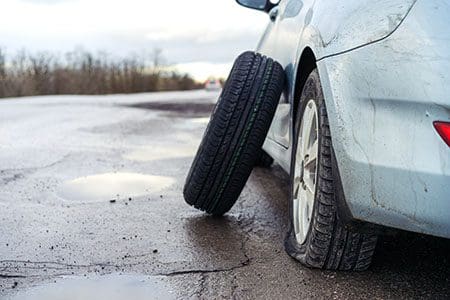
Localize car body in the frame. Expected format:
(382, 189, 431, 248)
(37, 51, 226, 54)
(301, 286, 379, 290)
(238, 0, 450, 239)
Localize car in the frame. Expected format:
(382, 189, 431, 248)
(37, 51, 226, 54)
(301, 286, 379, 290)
(205, 78, 222, 91)
(236, 0, 450, 270)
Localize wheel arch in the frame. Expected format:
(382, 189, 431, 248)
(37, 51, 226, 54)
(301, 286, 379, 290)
(290, 48, 385, 234)
(292, 47, 317, 124)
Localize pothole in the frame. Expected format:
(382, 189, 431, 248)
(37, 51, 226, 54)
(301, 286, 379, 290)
(58, 172, 175, 202)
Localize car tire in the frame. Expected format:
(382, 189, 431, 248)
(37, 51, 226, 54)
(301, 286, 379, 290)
(285, 69, 378, 271)
(255, 150, 274, 168)
(183, 51, 284, 215)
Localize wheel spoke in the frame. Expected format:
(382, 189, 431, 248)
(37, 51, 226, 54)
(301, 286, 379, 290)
(293, 176, 301, 198)
(293, 197, 299, 234)
(301, 107, 314, 155)
(294, 157, 303, 182)
(303, 176, 315, 196)
(298, 187, 313, 239)
(298, 185, 308, 201)
(305, 188, 315, 218)
(296, 142, 303, 165)
(297, 191, 306, 239)
(302, 202, 310, 237)
(305, 139, 318, 167)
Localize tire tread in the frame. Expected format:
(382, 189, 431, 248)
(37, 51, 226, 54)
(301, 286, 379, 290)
(183, 51, 284, 215)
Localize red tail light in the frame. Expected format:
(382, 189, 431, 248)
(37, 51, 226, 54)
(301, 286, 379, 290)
(434, 121, 450, 147)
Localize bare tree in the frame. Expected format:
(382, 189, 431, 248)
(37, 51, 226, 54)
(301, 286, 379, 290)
(0, 48, 202, 98)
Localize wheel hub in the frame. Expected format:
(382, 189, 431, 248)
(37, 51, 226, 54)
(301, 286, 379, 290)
(293, 100, 319, 244)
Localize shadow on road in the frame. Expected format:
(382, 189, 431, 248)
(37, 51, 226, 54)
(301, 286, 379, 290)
(183, 215, 250, 272)
(183, 166, 450, 298)
(372, 231, 450, 292)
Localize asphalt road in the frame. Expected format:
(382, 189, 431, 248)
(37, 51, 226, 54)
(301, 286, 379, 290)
(1, 90, 449, 299)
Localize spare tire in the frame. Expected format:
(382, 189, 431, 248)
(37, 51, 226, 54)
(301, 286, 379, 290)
(183, 51, 284, 215)
(255, 149, 274, 168)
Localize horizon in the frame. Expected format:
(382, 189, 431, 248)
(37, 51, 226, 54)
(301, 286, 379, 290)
(0, 0, 269, 81)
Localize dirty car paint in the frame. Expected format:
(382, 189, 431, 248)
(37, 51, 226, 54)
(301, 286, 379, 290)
(255, 0, 450, 238)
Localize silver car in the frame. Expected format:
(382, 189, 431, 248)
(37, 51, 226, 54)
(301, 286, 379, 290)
(237, 0, 450, 270)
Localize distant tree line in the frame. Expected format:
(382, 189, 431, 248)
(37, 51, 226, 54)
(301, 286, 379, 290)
(0, 48, 202, 98)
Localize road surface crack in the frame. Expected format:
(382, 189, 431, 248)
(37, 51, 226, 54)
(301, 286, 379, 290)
(155, 257, 250, 277)
(0, 274, 26, 279)
(0, 154, 71, 175)
(0, 260, 121, 278)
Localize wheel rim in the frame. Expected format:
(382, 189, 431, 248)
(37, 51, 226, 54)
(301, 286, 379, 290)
(293, 99, 319, 244)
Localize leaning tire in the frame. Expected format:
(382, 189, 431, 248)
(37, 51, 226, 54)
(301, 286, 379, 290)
(254, 150, 274, 168)
(285, 69, 378, 271)
(183, 51, 284, 215)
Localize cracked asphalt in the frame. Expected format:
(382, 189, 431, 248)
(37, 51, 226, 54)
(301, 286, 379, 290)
(1, 90, 450, 299)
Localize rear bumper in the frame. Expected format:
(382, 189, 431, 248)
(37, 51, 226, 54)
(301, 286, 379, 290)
(318, 0, 450, 238)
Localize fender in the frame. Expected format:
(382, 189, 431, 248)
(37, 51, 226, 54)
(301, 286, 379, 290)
(312, 0, 418, 59)
(258, 0, 417, 62)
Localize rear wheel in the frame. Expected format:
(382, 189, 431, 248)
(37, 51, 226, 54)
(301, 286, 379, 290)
(285, 69, 378, 271)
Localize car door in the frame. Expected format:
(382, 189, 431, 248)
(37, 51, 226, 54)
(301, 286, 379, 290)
(257, 0, 312, 148)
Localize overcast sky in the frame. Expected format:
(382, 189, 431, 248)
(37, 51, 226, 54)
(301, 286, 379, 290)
(0, 0, 268, 80)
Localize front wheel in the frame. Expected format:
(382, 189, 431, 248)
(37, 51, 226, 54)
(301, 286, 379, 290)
(285, 69, 378, 271)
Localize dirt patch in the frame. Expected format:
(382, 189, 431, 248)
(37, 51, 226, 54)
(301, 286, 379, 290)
(124, 101, 216, 118)
(1, 172, 24, 185)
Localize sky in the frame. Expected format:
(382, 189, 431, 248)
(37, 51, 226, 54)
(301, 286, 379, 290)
(0, 0, 269, 81)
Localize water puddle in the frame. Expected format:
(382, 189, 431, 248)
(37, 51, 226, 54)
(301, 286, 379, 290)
(58, 172, 175, 202)
(123, 145, 198, 162)
(9, 274, 175, 300)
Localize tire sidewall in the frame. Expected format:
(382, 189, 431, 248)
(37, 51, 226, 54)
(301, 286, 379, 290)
(285, 69, 324, 262)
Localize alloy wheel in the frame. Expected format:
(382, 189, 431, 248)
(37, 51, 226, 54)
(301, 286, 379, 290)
(293, 99, 319, 244)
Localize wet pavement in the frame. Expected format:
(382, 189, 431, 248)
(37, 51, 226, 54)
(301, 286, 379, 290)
(0, 90, 449, 299)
